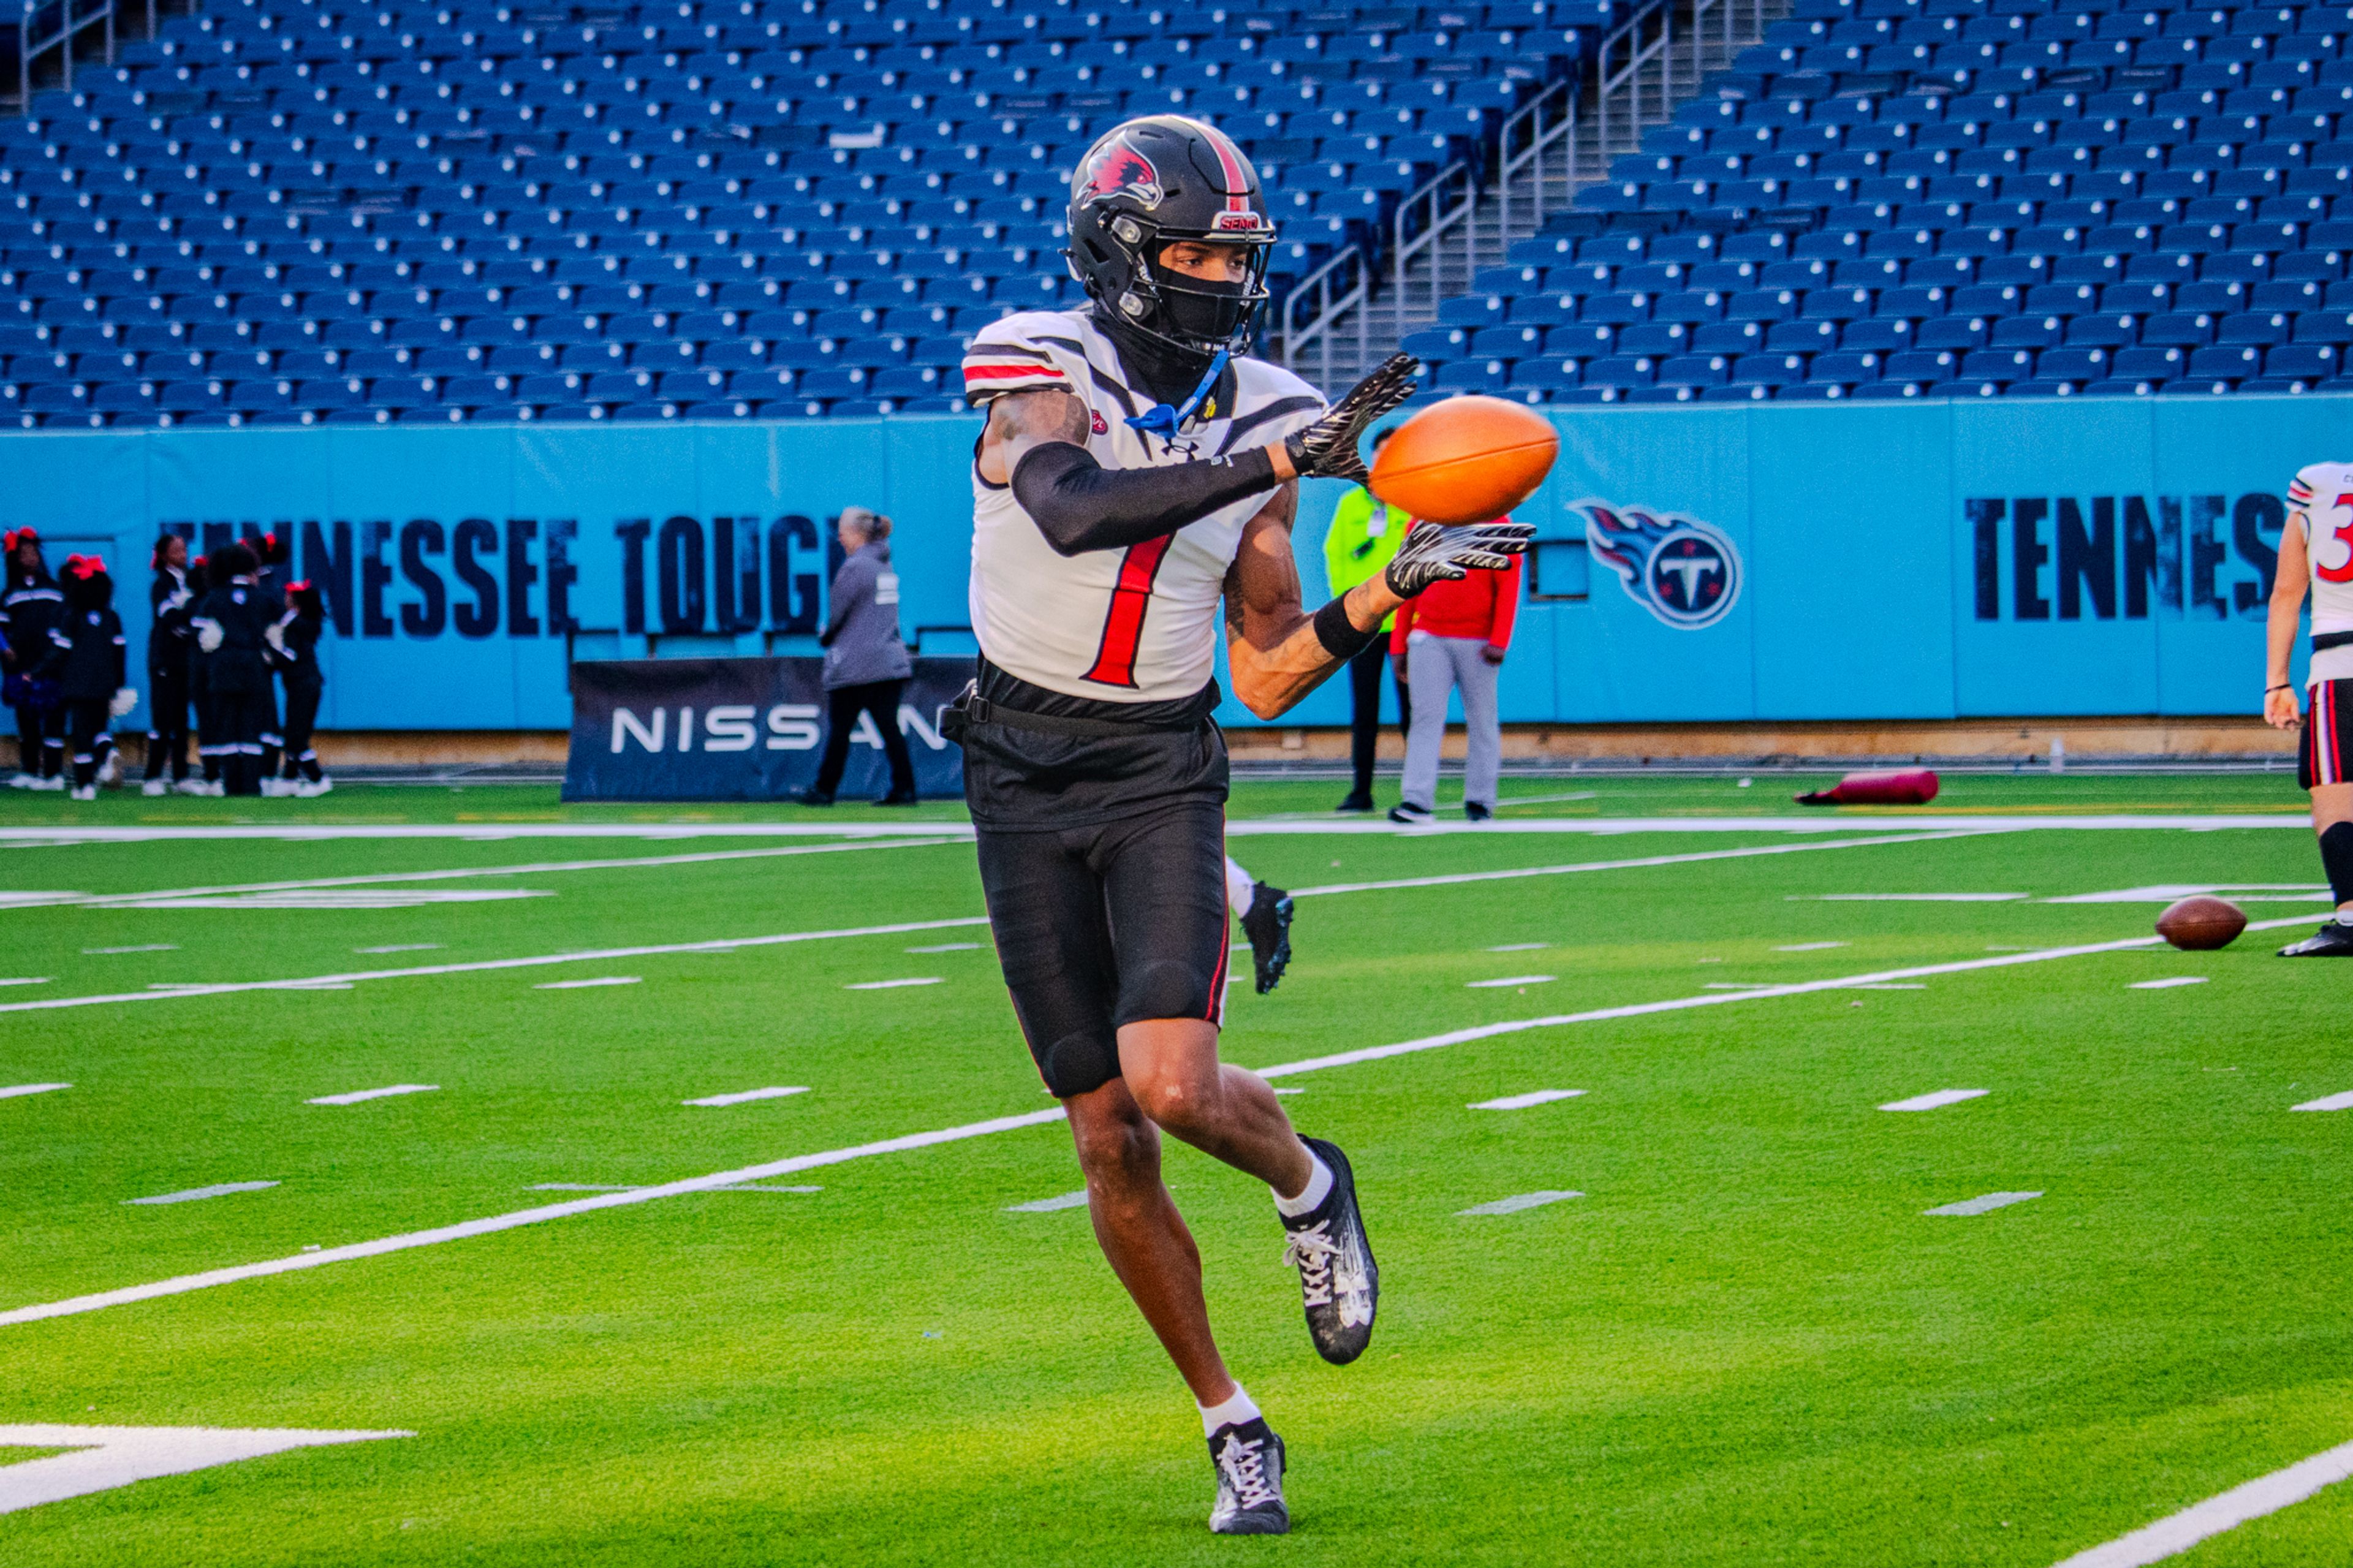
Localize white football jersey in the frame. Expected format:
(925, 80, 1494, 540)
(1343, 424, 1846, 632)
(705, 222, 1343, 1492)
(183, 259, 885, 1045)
(961, 309, 1325, 703)
(2287, 461, 2353, 684)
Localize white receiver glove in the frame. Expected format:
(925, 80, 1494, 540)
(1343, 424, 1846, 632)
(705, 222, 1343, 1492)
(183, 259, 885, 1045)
(109, 686, 138, 718)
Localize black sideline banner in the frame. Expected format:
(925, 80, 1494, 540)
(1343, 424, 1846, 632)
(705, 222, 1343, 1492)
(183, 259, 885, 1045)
(563, 657, 974, 801)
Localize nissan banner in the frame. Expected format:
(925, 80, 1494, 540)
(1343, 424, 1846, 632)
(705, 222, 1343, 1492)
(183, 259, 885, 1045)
(563, 657, 974, 801)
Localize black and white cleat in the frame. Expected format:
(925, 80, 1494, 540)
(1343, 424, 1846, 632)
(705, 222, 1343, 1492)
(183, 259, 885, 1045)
(1243, 881, 1294, 994)
(2279, 920, 2353, 956)
(1282, 1136, 1378, 1365)
(1208, 1417, 1290, 1536)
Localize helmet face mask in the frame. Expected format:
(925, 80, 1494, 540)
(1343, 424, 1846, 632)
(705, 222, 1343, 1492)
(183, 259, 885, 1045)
(1066, 116, 1276, 363)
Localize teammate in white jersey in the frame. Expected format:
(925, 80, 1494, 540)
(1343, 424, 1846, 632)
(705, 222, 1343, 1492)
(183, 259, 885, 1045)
(2265, 461, 2353, 955)
(950, 114, 1529, 1534)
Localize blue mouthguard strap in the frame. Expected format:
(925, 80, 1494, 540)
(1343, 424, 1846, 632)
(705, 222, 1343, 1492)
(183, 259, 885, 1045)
(1124, 349, 1229, 440)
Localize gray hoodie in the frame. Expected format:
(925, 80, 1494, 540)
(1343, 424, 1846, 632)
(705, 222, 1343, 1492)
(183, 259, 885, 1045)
(820, 540, 914, 689)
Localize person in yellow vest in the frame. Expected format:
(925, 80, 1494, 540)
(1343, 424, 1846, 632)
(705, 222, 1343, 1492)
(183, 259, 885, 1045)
(1320, 427, 1414, 812)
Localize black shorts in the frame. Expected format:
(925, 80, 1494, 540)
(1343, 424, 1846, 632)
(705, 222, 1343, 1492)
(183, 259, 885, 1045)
(2301, 678, 2353, 790)
(976, 798, 1231, 1099)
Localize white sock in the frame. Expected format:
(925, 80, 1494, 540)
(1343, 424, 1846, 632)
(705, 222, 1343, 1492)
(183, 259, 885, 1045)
(1225, 855, 1256, 918)
(1199, 1385, 1262, 1437)
(2338, 901, 2353, 926)
(1273, 1148, 1333, 1218)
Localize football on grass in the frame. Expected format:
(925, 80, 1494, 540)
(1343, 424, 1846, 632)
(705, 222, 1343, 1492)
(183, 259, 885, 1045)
(1369, 395, 1559, 525)
(2156, 895, 2247, 950)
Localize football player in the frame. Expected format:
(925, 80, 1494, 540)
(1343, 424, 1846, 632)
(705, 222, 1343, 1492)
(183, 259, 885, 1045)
(954, 113, 1529, 1534)
(2267, 462, 2353, 954)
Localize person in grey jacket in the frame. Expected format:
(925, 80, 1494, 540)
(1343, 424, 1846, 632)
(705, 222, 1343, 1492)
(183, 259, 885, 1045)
(795, 506, 919, 806)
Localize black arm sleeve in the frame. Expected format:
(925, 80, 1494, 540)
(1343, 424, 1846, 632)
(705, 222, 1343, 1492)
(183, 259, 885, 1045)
(1010, 441, 1280, 557)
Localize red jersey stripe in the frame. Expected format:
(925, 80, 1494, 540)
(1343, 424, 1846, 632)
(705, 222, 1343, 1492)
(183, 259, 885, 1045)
(962, 363, 1068, 381)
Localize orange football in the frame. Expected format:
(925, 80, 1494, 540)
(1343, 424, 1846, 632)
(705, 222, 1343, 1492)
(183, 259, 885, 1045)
(1368, 395, 1560, 525)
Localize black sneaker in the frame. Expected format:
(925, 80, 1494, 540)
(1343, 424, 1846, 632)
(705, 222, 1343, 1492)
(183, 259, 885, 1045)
(1387, 801, 1431, 825)
(1207, 1417, 1289, 1536)
(1464, 801, 1491, 822)
(1241, 882, 1294, 994)
(1281, 1136, 1377, 1365)
(1335, 791, 1374, 813)
(791, 787, 835, 807)
(2279, 920, 2353, 956)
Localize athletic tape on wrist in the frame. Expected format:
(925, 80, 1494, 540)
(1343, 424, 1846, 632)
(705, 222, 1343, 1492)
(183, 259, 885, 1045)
(1312, 597, 1382, 661)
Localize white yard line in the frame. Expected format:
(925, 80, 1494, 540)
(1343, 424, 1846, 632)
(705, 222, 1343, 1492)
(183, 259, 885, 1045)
(1004, 1191, 1091, 1213)
(0, 916, 994, 1016)
(1468, 975, 1555, 988)
(307, 1085, 438, 1107)
(0, 837, 958, 912)
(1, 915, 2321, 1331)
(1881, 1089, 1990, 1112)
(1775, 941, 1850, 952)
(2050, 1437, 2353, 1568)
(1243, 916, 2319, 1081)
(534, 976, 640, 991)
(2291, 1091, 2353, 1112)
(122, 1181, 278, 1206)
(1925, 1191, 2042, 1216)
(0, 1423, 412, 1515)
(1795, 893, 2028, 901)
(1290, 829, 2005, 897)
(1235, 815, 2306, 836)
(2045, 883, 2330, 905)
(1471, 1089, 1585, 1110)
(846, 977, 944, 990)
(0, 1110, 1068, 1328)
(0, 814, 2309, 848)
(1460, 1191, 1583, 1216)
(0, 1083, 70, 1099)
(2129, 977, 2209, 990)
(683, 1087, 809, 1108)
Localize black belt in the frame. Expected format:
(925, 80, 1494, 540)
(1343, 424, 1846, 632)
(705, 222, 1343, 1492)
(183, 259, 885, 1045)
(2316, 631, 2353, 653)
(942, 681, 1206, 741)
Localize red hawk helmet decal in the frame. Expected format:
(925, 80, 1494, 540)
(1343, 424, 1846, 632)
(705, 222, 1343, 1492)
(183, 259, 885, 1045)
(1076, 135, 1164, 211)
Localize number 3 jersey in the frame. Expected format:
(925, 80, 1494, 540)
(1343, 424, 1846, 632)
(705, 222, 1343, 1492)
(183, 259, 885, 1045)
(963, 308, 1326, 704)
(2288, 461, 2353, 684)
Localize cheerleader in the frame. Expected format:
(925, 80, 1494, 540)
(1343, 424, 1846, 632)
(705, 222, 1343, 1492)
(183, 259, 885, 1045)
(189, 543, 282, 798)
(2, 527, 65, 789)
(144, 534, 197, 795)
(267, 578, 331, 797)
(48, 556, 134, 801)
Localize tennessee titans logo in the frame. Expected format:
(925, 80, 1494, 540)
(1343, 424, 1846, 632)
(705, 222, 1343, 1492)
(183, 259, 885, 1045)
(1076, 135, 1164, 211)
(1582, 502, 1742, 630)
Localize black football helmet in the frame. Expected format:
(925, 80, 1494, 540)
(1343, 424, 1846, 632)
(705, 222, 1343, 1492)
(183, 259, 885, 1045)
(1064, 115, 1277, 360)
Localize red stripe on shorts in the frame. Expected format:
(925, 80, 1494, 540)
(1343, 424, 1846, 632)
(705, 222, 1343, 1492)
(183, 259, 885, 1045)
(1205, 926, 1229, 1025)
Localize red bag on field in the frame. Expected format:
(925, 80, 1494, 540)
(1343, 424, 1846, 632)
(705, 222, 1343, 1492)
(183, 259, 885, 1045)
(1794, 768, 1940, 806)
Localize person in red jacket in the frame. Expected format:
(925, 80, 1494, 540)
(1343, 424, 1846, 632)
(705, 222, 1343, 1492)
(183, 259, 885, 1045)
(1387, 516, 1521, 824)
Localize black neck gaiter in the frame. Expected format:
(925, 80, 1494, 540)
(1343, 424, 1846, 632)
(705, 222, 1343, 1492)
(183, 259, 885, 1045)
(1095, 308, 1219, 410)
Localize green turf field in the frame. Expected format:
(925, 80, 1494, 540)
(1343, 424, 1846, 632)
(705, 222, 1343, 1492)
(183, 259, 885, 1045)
(1, 774, 2347, 1566)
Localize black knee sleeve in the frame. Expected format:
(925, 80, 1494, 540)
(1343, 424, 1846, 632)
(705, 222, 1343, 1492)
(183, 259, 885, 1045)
(2321, 820, 2353, 907)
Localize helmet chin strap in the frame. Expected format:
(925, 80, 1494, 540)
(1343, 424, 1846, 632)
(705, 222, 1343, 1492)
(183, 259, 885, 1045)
(1126, 348, 1228, 440)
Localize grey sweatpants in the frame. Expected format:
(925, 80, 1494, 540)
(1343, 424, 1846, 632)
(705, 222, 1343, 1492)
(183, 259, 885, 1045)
(1401, 634, 1500, 811)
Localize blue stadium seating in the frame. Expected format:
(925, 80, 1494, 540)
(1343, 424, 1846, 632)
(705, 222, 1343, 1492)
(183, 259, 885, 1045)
(1411, 0, 2353, 400)
(0, 0, 1612, 424)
